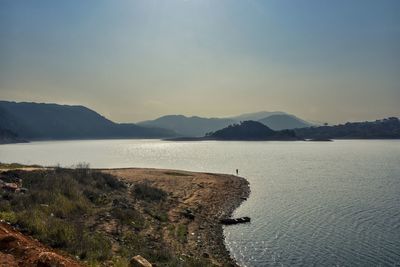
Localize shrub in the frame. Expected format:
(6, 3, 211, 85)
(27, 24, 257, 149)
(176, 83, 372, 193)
(46, 219, 76, 248)
(144, 207, 168, 222)
(49, 193, 89, 218)
(78, 232, 112, 261)
(133, 183, 167, 202)
(0, 211, 17, 224)
(17, 209, 48, 237)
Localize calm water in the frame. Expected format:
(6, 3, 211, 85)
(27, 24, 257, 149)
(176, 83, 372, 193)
(1, 140, 400, 266)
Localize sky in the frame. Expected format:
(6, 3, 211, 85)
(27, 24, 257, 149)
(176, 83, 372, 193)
(0, 0, 399, 124)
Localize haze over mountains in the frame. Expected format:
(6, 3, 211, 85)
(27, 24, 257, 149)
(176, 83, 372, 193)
(138, 112, 313, 137)
(0, 101, 313, 140)
(138, 116, 236, 137)
(0, 101, 398, 143)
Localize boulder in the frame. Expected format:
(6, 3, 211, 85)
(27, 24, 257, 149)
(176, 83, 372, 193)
(130, 255, 152, 267)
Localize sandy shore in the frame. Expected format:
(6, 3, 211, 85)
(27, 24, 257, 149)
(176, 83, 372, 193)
(103, 168, 250, 266)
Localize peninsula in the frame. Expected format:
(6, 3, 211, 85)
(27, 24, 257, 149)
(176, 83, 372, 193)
(0, 164, 250, 266)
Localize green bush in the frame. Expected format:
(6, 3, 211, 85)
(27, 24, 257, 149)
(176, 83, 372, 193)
(133, 183, 167, 202)
(49, 193, 90, 218)
(0, 211, 17, 224)
(113, 207, 141, 225)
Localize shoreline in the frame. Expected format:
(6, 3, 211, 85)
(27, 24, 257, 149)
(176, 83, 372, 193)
(103, 168, 251, 266)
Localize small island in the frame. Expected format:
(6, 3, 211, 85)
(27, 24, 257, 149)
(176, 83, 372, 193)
(169, 120, 302, 141)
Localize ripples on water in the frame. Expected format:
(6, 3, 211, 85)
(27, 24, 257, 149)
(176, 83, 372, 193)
(1, 140, 399, 266)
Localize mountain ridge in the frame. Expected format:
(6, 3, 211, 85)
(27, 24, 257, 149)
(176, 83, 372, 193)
(138, 112, 314, 137)
(258, 114, 313, 130)
(228, 111, 286, 122)
(0, 101, 176, 140)
(138, 115, 236, 137)
(295, 117, 400, 139)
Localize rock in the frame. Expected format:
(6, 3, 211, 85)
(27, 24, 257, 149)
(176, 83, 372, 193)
(130, 255, 152, 267)
(182, 208, 195, 220)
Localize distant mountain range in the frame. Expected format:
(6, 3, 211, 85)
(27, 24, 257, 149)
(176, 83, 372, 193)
(258, 114, 313, 130)
(138, 112, 313, 137)
(229, 111, 286, 122)
(1, 100, 398, 143)
(138, 115, 236, 137)
(170, 118, 400, 141)
(0, 101, 175, 141)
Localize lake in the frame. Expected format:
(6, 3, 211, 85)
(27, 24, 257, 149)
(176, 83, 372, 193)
(1, 139, 399, 266)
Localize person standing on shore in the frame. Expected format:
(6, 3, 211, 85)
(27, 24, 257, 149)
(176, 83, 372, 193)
(236, 169, 239, 175)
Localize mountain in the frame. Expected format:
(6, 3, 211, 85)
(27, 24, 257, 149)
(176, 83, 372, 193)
(295, 117, 400, 139)
(0, 128, 25, 144)
(258, 114, 313, 130)
(0, 101, 175, 140)
(138, 115, 235, 137)
(207, 121, 300, 141)
(229, 111, 285, 122)
(138, 112, 313, 137)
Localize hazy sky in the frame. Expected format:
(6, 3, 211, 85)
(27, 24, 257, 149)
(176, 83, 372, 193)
(1, 0, 399, 123)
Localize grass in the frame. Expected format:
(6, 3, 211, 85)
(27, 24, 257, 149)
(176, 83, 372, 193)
(0, 210, 17, 224)
(0, 167, 120, 262)
(176, 224, 188, 243)
(0, 162, 41, 170)
(144, 207, 168, 222)
(0, 166, 191, 266)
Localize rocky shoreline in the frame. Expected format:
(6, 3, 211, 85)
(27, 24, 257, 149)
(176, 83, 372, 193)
(214, 177, 250, 266)
(104, 168, 251, 266)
